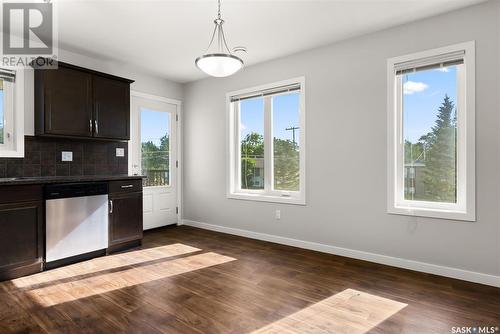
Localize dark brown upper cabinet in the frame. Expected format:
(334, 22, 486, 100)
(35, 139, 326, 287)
(35, 66, 93, 137)
(93, 76, 130, 140)
(35, 61, 134, 141)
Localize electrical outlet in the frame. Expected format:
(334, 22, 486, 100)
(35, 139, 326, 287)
(116, 148, 125, 157)
(61, 151, 73, 162)
(275, 209, 281, 220)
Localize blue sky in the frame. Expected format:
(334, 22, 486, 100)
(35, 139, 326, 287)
(140, 108, 169, 146)
(403, 66, 458, 142)
(240, 92, 300, 144)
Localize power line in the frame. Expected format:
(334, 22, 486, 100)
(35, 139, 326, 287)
(285, 126, 299, 145)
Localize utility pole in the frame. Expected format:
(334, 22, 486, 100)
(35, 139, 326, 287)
(285, 126, 299, 146)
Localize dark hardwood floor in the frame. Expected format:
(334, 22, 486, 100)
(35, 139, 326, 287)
(0, 225, 499, 333)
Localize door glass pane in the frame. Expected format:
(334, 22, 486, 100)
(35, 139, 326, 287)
(273, 92, 300, 191)
(141, 108, 170, 187)
(0, 79, 4, 144)
(240, 98, 264, 190)
(402, 65, 459, 203)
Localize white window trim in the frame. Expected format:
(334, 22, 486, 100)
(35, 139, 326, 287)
(227, 77, 306, 205)
(387, 41, 475, 221)
(0, 68, 25, 158)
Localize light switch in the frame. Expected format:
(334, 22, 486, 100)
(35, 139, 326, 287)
(61, 151, 73, 162)
(116, 148, 125, 157)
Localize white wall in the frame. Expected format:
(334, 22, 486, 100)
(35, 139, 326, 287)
(24, 48, 183, 135)
(182, 0, 500, 284)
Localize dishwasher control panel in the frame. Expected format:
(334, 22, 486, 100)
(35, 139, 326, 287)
(45, 182, 108, 199)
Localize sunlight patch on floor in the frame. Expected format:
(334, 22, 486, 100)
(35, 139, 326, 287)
(26, 251, 236, 307)
(252, 288, 407, 334)
(9, 243, 201, 289)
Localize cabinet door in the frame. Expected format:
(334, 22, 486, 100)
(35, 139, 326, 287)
(93, 75, 130, 140)
(0, 201, 43, 280)
(40, 66, 93, 137)
(109, 192, 143, 247)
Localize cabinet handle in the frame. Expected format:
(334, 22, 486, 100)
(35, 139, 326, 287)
(121, 184, 134, 189)
(89, 119, 92, 133)
(94, 119, 98, 134)
(109, 199, 113, 213)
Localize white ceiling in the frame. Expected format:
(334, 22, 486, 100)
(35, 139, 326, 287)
(54, 0, 486, 83)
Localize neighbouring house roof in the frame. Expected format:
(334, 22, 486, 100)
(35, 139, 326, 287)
(404, 161, 426, 167)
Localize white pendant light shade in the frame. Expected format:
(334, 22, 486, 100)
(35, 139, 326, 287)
(195, 53, 243, 77)
(195, 0, 244, 77)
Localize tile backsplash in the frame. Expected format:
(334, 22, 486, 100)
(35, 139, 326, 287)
(0, 136, 128, 178)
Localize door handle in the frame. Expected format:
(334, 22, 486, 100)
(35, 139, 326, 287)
(109, 199, 113, 213)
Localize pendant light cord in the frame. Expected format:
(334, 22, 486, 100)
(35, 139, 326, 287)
(220, 25, 231, 54)
(205, 0, 232, 54)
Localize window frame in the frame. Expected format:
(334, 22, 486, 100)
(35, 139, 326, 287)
(0, 79, 14, 149)
(387, 42, 475, 221)
(0, 67, 24, 158)
(227, 77, 306, 205)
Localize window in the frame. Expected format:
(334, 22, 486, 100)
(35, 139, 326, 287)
(387, 42, 475, 221)
(240, 98, 264, 190)
(228, 77, 306, 204)
(140, 108, 170, 187)
(0, 71, 14, 147)
(0, 67, 24, 158)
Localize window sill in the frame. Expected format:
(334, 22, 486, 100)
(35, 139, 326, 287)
(388, 206, 475, 222)
(228, 192, 306, 206)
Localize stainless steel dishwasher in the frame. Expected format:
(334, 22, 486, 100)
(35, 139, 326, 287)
(45, 182, 109, 268)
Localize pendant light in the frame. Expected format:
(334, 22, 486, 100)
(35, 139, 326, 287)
(195, 0, 244, 77)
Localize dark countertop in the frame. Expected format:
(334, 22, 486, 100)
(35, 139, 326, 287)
(0, 175, 146, 186)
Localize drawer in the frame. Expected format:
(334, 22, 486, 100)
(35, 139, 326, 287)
(0, 185, 43, 204)
(109, 179, 142, 194)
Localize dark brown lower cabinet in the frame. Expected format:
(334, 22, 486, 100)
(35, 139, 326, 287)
(0, 189, 43, 281)
(108, 187, 143, 253)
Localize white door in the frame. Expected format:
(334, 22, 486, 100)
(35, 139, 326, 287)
(130, 95, 179, 230)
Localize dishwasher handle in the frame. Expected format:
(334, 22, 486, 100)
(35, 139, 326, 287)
(109, 199, 113, 214)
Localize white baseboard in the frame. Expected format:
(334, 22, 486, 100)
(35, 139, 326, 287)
(182, 219, 500, 288)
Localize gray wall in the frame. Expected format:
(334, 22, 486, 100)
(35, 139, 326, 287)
(182, 1, 500, 277)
